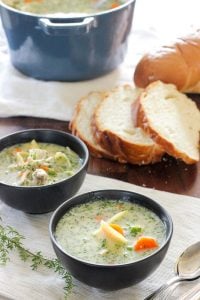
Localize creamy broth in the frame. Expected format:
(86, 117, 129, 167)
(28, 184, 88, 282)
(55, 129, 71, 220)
(0, 140, 82, 186)
(55, 200, 166, 265)
(3, 0, 127, 14)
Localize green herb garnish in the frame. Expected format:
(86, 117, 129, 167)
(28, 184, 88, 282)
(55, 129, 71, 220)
(126, 245, 133, 251)
(130, 226, 142, 236)
(101, 239, 107, 248)
(48, 168, 57, 176)
(0, 220, 73, 298)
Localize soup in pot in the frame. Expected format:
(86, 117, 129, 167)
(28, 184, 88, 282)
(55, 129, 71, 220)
(2, 0, 128, 14)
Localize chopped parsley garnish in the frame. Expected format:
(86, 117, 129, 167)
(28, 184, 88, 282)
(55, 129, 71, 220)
(130, 226, 142, 236)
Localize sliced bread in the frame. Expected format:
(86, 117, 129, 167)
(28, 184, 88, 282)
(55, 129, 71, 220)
(136, 81, 200, 164)
(69, 92, 117, 160)
(92, 85, 164, 165)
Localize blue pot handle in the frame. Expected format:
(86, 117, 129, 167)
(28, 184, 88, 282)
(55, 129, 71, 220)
(38, 16, 97, 35)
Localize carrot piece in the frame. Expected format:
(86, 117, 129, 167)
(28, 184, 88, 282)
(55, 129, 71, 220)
(14, 147, 22, 152)
(24, 0, 43, 3)
(95, 215, 104, 222)
(110, 223, 124, 235)
(134, 237, 158, 251)
(111, 2, 120, 9)
(39, 165, 49, 172)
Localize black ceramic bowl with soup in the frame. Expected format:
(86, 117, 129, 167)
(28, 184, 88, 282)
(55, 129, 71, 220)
(50, 190, 173, 290)
(0, 129, 89, 213)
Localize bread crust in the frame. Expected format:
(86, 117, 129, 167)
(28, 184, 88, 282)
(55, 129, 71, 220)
(93, 125, 164, 164)
(134, 31, 200, 93)
(91, 120, 129, 163)
(92, 85, 164, 165)
(137, 105, 198, 164)
(69, 92, 118, 160)
(136, 81, 200, 164)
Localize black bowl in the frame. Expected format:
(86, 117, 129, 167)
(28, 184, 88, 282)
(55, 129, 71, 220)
(0, 129, 89, 213)
(50, 190, 173, 290)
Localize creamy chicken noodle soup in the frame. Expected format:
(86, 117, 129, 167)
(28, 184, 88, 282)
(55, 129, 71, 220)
(55, 200, 166, 265)
(3, 0, 128, 14)
(0, 140, 82, 186)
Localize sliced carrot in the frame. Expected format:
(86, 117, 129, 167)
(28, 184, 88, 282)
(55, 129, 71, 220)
(14, 147, 22, 152)
(95, 215, 104, 222)
(39, 165, 49, 172)
(134, 237, 158, 251)
(111, 2, 120, 9)
(110, 223, 124, 235)
(24, 0, 43, 3)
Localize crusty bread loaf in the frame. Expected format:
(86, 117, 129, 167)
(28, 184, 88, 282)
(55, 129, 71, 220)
(136, 81, 200, 164)
(134, 31, 200, 93)
(69, 92, 117, 160)
(92, 85, 164, 165)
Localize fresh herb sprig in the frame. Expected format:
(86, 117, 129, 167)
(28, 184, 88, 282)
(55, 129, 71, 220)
(0, 220, 73, 299)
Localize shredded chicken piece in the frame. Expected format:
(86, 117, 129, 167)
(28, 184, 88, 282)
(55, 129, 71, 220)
(32, 168, 48, 185)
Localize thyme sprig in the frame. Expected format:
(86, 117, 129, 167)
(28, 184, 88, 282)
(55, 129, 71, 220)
(0, 220, 73, 299)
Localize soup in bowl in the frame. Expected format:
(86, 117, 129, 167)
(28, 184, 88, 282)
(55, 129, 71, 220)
(50, 190, 173, 290)
(0, 129, 89, 213)
(0, 139, 82, 187)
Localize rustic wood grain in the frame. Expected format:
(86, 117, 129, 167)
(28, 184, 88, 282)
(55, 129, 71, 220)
(0, 95, 199, 198)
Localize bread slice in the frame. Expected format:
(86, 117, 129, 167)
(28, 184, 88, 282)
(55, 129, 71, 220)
(69, 91, 117, 160)
(137, 81, 200, 164)
(92, 85, 164, 165)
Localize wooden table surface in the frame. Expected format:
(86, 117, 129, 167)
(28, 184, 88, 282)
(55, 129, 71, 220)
(0, 94, 200, 199)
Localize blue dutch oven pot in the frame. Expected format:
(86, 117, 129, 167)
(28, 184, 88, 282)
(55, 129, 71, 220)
(0, 0, 135, 81)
